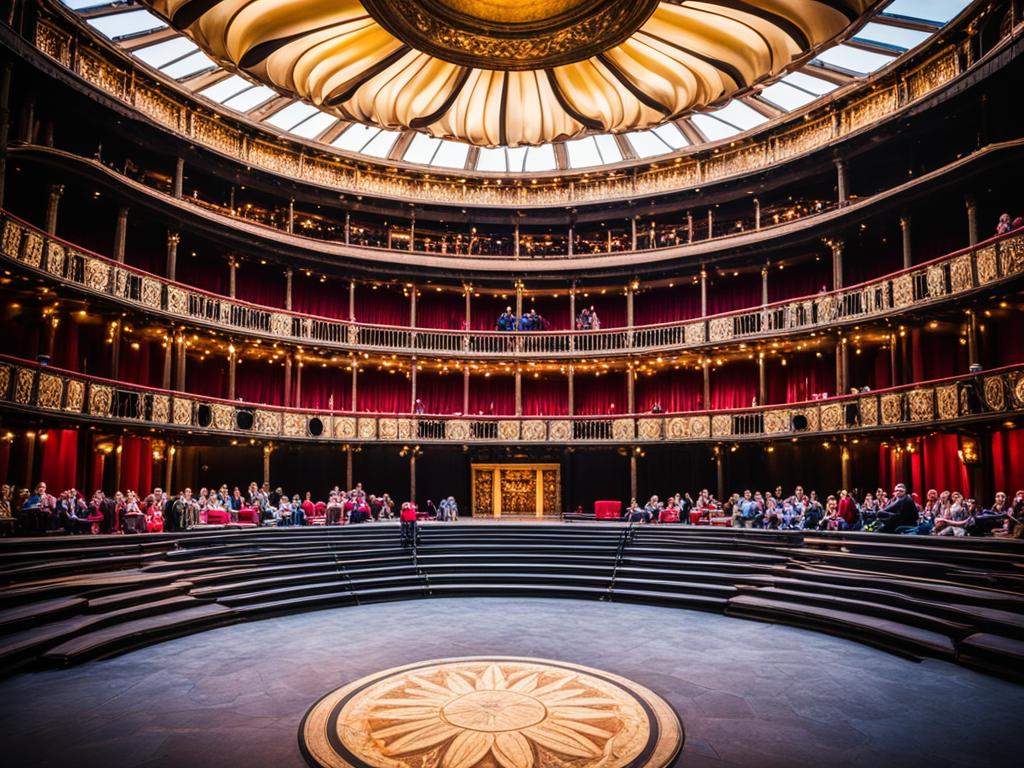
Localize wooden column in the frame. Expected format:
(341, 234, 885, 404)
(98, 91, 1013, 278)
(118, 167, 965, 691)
(761, 265, 769, 305)
(707, 209, 714, 239)
(410, 356, 418, 411)
(464, 286, 472, 330)
(567, 365, 575, 416)
(287, 198, 295, 234)
(835, 340, 846, 395)
(965, 196, 979, 246)
(166, 232, 180, 281)
(351, 357, 358, 410)
(263, 444, 273, 487)
(162, 333, 173, 389)
(344, 211, 351, 244)
(114, 437, 124, 493)
(514, 282, 523, 320)
(754, 198, 761, 230)
(630, 217, 638, 251)
(831, 239, 844, 290)
(463, 367, 470, 414)
(758, 355, 766, 405)
(227, 345, 237, 400)
(514, 369, 523, 416)
(283, 354, 292, 408)
(567, 225, 574, 257)
(165, 444, 175, 493)
(835, 158, 848, 207)
(626, 365, 635, 414)
(409, 452, 418, 505)
(110, 319, 121, 379)
(348, 282, 356, 321)
(514, 221, 520, 258)
(889, 333, 899, 387)
(45, 184, 63, 235)
(626, 284, 635, 328)
(228, 259, 237, 298)
(409, 284, 418, 327)
(295, 358, 303, 408)
(841, 445, 852, 491)
(715, 448, 725, 503)
(702, 359, 711, 408)
(686, 211, 694, 243)
(900, 215, 912, 269)
(629, 452, 638, 503)
(345, 447, 353, 489)
(24, 431, 36, 490)
(409, 210, 416, 251)
(173, 157, 184, 198)
(113, 207, 129, 263)
(285, 269, 293, 311)
(699, 269, 708, 317)
(967, 310, 980, 369)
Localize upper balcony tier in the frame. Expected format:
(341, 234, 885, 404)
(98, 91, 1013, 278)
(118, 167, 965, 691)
(14, 0, 1015, 209)
(4, 209, 1022, 361)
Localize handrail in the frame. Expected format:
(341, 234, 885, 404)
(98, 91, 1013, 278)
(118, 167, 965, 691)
(2, 353, 1021, 445)
(604, 520, 636, 601)
(4, 209, 1023, 361)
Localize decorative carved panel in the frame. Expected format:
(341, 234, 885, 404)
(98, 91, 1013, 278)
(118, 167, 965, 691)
(949, 255, 973, 293)
(892, 274, 914, 308)
(84, 258, 110, 291)
(378, 418, 399, 440)
(496, 420, 519, 441)
(255, 409, 282, 435)
(547, 420, 570, 441)
(45, 242, 65, 276)
(542, 469, 561, 516)
(637, 418, 662, 441)
(611, 419, 634, 441)
(14, 369, 35, 405)
(283, 412, 306, 437)
(880, 393, 903, 424)
(984, 376, 1006, 412)
(334, 416, 357, 439)
(763, 409, 789, 435)
(472, 467, 493, 517)
(212, 403, 235, 431)
(166, 286, 187, 315)
(270, 313, 291, 336)
(357, 418, 378, 439)
(520, 420, 546, 441)
(820, 403, 843, 432)
(1, 220, 22, 257)
(976, 246, 998, 285)
(89, 384, 113, 416)
(65, 379, 85, 413)
(925, 265, 946, 297)
(0, 365, 9, 400)
(22, 231, 43, 268)
(908, 389, 934, 421)
(711, 414, 731, 438)
(1001, 235, 1024, 277)
(683, 322, 705, 345)
(37, 373, 62, 409)
(446, 420, 469, 441)
(172, 398, 193, 425)
(859, 397, 878, 427)
(151, 393, 170, 423)
(708, 317, 731, 342)
(936, 384, 959, 420)
(140, 277, 163, 309)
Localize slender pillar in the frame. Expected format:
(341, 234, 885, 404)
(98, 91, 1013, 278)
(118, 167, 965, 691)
(629, 452, 638, 503)
(166, 232, 180, 281)
(45, 184, 64, 235)
(715, 448, 725, 503)
(162, 334, 173, 390)
(758, 355, 766, 405)
(175, 334, 187, 391)
(409, 285, 417, 326)
(606, 228, 612, 253)
(831, 239, 844, 290)
(841, 445, 852, 491)
(567, 225, 574, 257)
(626, 366, 635, 414)
(110, 320, 121, 379)
(966, 196, 979, 246)
(463, 367, 470, 414)
(263, 444, 273, 487)
(754, 198, 761, 230)
(967, 310, 980, 369)
(835, 340, 848, 395)
(626, 284, 635, 333)
(345, 447, 353, 489)
(227, 345, 237, 400)
(699, 269, 708, 317)
(707, 209, 713, 239)
(514, 221, 520, 258)
(295, 358, 303, 408)
(409, 453, 417, 505)
(761, 265, 769, 305)
(702, 360, 711, 409)
(344, 211, 351, 244)
(889, 333, 899, 387)
(348, 282, 356, 321)
(165, 445, 175, 493)
(173, 157, 184, 198)
(514, 282, 523, 320)
(228, 259, 237, 298)
(409, 210, 416, 251)
(285, 269, 293, 311)
(0, 62, 12, 209)
(351, 358, 358, 410)
(630, 218, 638, 251)
(287, 198, 295, 234)
(686, 211, 694, 243)
(113, 207, 129, 263)
(114, 437, 123, 493)
(464, 286, 472, 330)
(514, 369, 523, 416)
(835, 158, 848, 207)
(283, 354, 293, 408)
(24, 432, 36, 490)
(569, 284, 576, 328)
(567, 365, 575, 417)
(410, 356, 418, 411)
(900, 215, 912, 269)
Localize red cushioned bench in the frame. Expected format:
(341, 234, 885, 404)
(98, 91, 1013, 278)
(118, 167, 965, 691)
(594, 500, 622, 520)
(658, 508, 680, 523)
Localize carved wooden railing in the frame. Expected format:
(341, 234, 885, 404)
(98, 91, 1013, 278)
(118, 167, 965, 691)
(2, 355, 1022, 446)
(24, 0, 979, 208)
(4, 210, 1024, 360)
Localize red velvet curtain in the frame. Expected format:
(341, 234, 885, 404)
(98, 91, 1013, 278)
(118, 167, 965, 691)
(634, 369, 703, 412)
(522, 295, 570, 331)
(119, 436, 152, 495)
(574, 373, 626, 415)
(236, 262, 286, 308)
(992, 429, 1024, 494)
(913, 330, 966, 381)
(39, 429, 78, 492)
(768, 260, 829, 302)
(634, 284, 701, 325)
(709, 363, 758, 409)
(297, 365, 347, 410)
(522, 377, 567, 416)
(765, 355, 836, 404)
(356, 286, 410, 326)
(357, 369, 410, 413)
(176, 254, 226, 294)
(292, 274, 346, 319)
(417, 292, 465, 330)
(469, 374, 515, 415)
(52, 316, 79, 371)
(416, 371, 462, 414)
(119, 337, 159, 387)
(921, 434, 971, 496)
(470, 295, 511, 331)
(706, 272, 761, 314)
(186, 356, 228, 399)
(236, 362, 284, 405)
(985, 314, 1024, 368)
(578, 293, 626, 328)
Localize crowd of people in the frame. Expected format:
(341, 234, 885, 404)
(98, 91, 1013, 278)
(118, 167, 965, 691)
(623, 483, 1024, 537)
(494, 306, 606, 331)
(0, 481, 459, 536)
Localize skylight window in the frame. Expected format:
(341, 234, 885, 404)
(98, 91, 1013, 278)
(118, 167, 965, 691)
(404, 133, 442, 164)
(565, 137, 603, 168)
(854, 21, 930, 51)
(161, 50, 215, 79)
(758, 81, 816, 111)
(221, 85, 276, 112)
(523, 145, 556, 172)
(289, 111, 338, 139)
(506, 147, 528, 173)
(361, 129, 400, 158)
(432, 140, 470, 169)
(710, 101, 768, 131)
(690, 114, 739, 142)
(87, 10, 166, 40)
(199, 75, 252, 104)
(782, 71, 838, 96)
(133, 38, 198, 69)
(61, 0, 114, 9)
(627, 131, 669, 159)
(476, 147, 506, 172)
(814, 44, 896, 75)
(265, 101, 320, 131)
(653, 123, 689, 149)
(883, 0, 970, 24)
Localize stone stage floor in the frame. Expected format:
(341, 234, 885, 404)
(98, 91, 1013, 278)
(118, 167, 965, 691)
(0, 598, 1017, 768)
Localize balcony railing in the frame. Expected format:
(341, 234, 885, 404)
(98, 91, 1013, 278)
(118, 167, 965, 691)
(4, 210, 1023, 360)
(2, 354, 1022, 446)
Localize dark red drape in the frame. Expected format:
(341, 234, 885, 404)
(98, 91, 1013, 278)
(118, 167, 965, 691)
(236, 362, 284, 405)
(185, 355, 228, 399)
(522, 376, 568, 416)
(993, 429, 1024, 494)
(296, 365, 348, 410)
(634, 369, 703, 412)
(706, 272, 761, 315)
(765, 354, 836, 404)
(39, 429, 78, 492)
(417, 292, 465, 330)
(578, 293, 626, 329)
(355, 286, 409, 326)
(357, 368, 410, 413)
(236, 262, 286, 308)
(469, 374, 515, 416)
(176, 255, 226, 294)
(574, 373, 626, 415)
(416, 371, 462, 414)
(470, 295, 511, 331)
(634, 284, 701, 325)
(291, 274, 346, 319)
(768, 260, 830, 302)
(709, 363, 758, 409)
(119, 436, 152, 495)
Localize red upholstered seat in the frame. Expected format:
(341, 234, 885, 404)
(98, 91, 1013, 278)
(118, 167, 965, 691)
(205, 509, 230, 525)
(307, 501, 328, 525)
(658, 509, 680, 523)
(689, 510, 703, 525)
(594, 500, 622, 520)
(237, 507, 260, 525)
(710, 516, 732, 526)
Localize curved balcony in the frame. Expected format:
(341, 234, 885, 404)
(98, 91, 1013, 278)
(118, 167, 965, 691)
(2, 354, 1022, 446)
(3, 210, 1023, 361)
(20, 3, 987, 209)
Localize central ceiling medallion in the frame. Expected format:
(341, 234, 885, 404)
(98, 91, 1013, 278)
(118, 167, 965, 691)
(359, 0, 661, 70)
(299, 656, 683, 768)
(144, 1, 875, 147)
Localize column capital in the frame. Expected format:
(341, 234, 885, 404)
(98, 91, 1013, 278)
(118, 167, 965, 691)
(899, 214, 912, 230)
(48, 183, 65, 198)
(167, 231, 180, 245)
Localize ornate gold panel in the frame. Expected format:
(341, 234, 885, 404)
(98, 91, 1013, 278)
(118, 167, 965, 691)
(396, 418, 414, 440)
(498, 420, 520, 441)
(445, 419, 469, 440)
(22, 231, 43, 268)
(472, 466, 494, 517)
(683, 322, 705, 345)
(140, 277, 163, 309)
(37, 373, 63, 409)
(84, 258, 110, 291)
(547, 420, 571, 441)
(0, 365, 9, 400)
(791, 407, 819, 432)
(906, 49, 959, 100)
(172, 397, 193, 425)
(949, 254, 973, 292)
(976, 245, 998, 285)
(763, 409, 789, 435)
(820, 403, 843, 432)
(936, 384, 958, 420)
(65, 379, 85, 413)
(212, 403, 235, 431)
(925, 265, 946, 297)
(270, 313, 292, 337)
(14, 368, 35, 405)
(255, 409, 282, 435)
(984, 376, 1006, 412)
(378, 418, 399, 440)
(89, 384, 113, 416)
(334, 416, 357, 439)
(1, 220, 22, 257)
(542, 469, 561, 516)
(1011, 372, 1024, 409)
(880, 393, 903, 424)
(892, 274, 914, 308)
(907, 389, 934, 421)
(1001, 234, 1024, 277)
(707, 317, 732, 342)
(611, 418, 634, 441)
(711, 414, 731, 438)
(283, 412, 306, 437)
(166, 286, 187, 315)
(637, 418, 662, 441)
(357, 417, 378, 439)
(45, 241, 65, 276)
(520, 420, 546, 441)
(859, 396, 878, 427)
(151, 393, 170, 423)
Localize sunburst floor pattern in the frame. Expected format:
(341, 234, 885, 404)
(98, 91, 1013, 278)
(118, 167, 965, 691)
(299, 656, 683, 768)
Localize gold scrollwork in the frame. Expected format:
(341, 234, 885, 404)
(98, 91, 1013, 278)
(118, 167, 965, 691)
(1001, 235, 1024, 277)
(14, 369, 35, 405)
(283, 412, 306, 437)
(89, 384, 113, 416)
(707, 317, 732, 342)
(255, 409, 282, 435)
(637, 418, 662, 441)
(357, 418, 378, 439)
(166, 286, 187, 315)
(908, 389, 934, 421)
(820, 403, 843, 432)
(891, 274, 914, 308)
(683, 322, 705, 345)
(950, 255, 973, 292)
(378, 418, 399, 440)
(37, 373, 62, 409)
(498, 420, 520, 441)
(859, 396, 879, 426)
(976, 246, 998, 285)
(612, 418, 635, 441)
(763, 409, 789, 434)
(212, 403, 235, 431)
(520, 420, 546, 441)
(548, 420, 571, 441)
(151, 394, 169, 422)
(446, 420, 469, 441)
(936, 385, 959, 420)
(984, 376, 1006, 412)
(46, 242, 65, 276)
(84, 258, 110, 291)
(65, 379, 85, 413)
(140, 277, 163, 309)
(334, 416, 357, 439)
(880, 393, 903, 424)
(172, 397, 193, 425)
(711, 414, 731, 437)
(1, 220, 22, 257)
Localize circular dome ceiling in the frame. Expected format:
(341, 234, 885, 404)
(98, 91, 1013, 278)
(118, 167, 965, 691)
(144, 0, 876, 146)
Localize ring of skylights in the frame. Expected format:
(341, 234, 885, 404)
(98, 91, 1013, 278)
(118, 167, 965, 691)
(140, 0, 874, 146)
(70, 0, 968, 172)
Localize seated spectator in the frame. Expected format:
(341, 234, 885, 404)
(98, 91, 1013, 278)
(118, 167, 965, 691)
(875, 483, 919, 533)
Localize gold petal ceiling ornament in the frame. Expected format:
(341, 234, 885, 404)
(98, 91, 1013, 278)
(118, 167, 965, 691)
(145, 0, 877, 146)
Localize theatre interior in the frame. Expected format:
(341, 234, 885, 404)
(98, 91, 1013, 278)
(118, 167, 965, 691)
(0, 0, 1023, 766)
